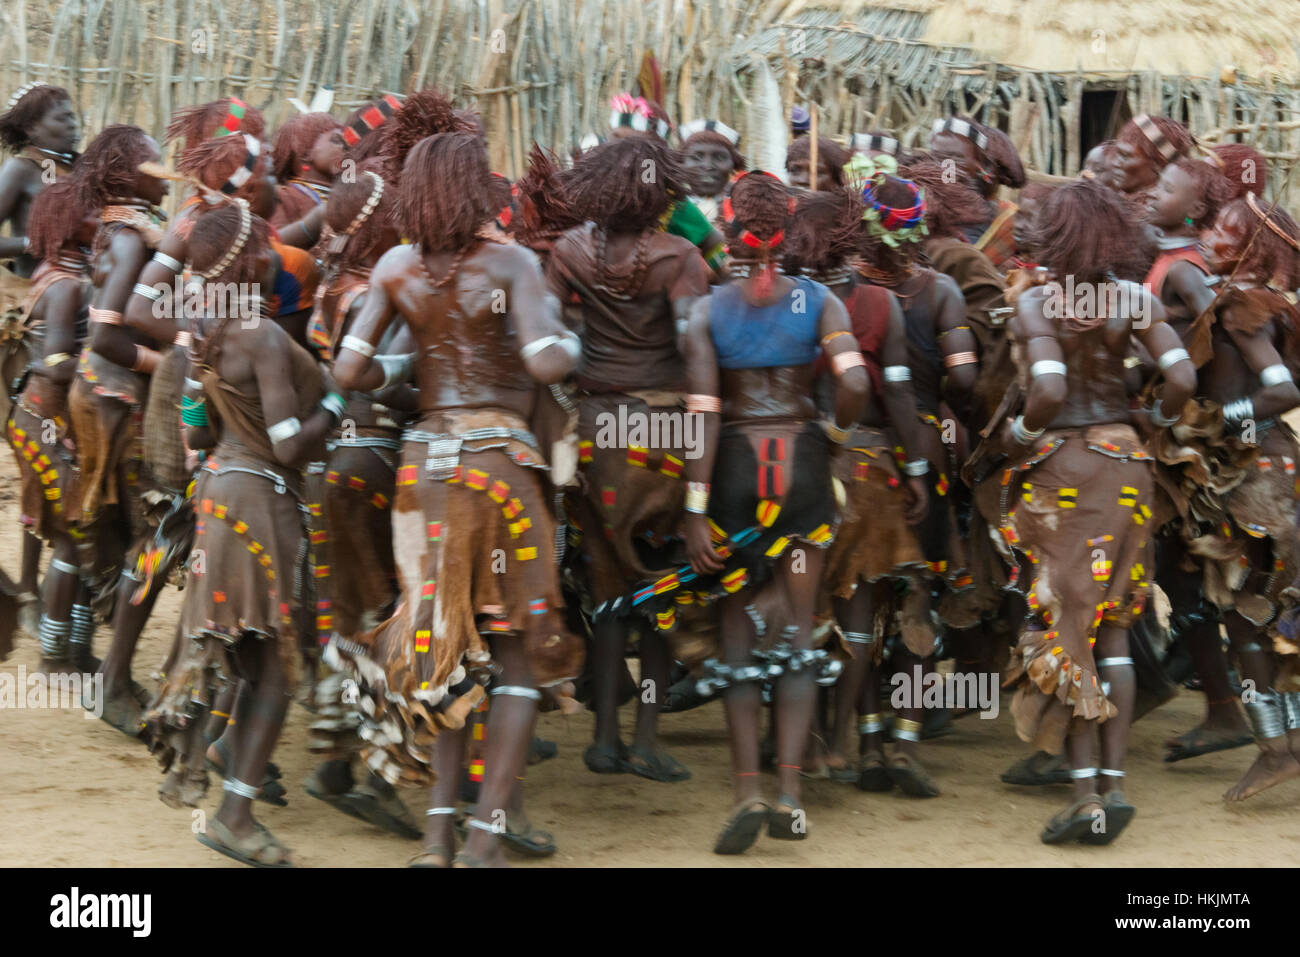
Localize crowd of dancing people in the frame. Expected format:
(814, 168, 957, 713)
(2, 73, 1299, 866)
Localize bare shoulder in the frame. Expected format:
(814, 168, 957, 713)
(1014, 285, 1054, 337)
(482, 241, 542, 276)
(371, 243, 418, 285)
(932, 270, 963, 303)
(0, 155, 37, 187)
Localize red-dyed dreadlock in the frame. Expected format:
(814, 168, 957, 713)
(901, 159, 990, 239)
(785, 136, 850, 188)
(726, 170, 793, 296)
(1029, 179, 1144, 285)
(27, 179, 93, 261)
(1211, 143, 1269, 200)
(1216, 197, 1300, 289)
(271, 112, 340, 181)
(783, 186, 863, 275)
(164, 97, 266, 152)
(972, 121, 1026, 196)
(70, 124, 155, 209)
(562, 136, 688, 232)
(321, 158, 394, 275)
(0, 84, 72, 152)
(1168, 157, 1234, 230)
(399, 132, 497, 252)
(176, 133, 270, 206)
(512, 144, 582, 254)
(188, 200, 270, 287)
(376, 88, 480, 186)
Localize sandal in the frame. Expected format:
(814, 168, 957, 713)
(713, 798, 770, 855)
(1000, 751, 1070, 787)
(888, 752, 941, 798)
(768, 795, 808, 841)
(528, 737, 558, 765)
(408, 849, 452, 868)
(303, 769, 367, 824)
(1083, 790, 1136, 846)
(824, 755, 858, 784)
(1164, 726, 1253, 763)
(1040, 794, 1104, 846)
(625, 746, 691, 783)
(856, 752, 894, 793)
(499, 816, 558, 858)
(340, 778, 422, 840)
(582, 741, 631, 774)
(196, 819, 294, 868)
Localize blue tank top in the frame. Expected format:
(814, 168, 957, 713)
(709, 275, 827, 369)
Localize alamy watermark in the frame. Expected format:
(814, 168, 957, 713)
(0, 665, 103, 718)
(890, 664, 1000, 718)
(593, 406, 705, 459)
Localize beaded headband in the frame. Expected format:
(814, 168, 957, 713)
(680, 119, 740, 146)
(220, 134, 262, 195)
(861, 173, 927, 248)
(843, 152, 898, 190)
(193, 198, 253, 280)
(1245, 191, 1300, 252)
(720, 170, 795, 250)
(609, 94, 671, 141)
(848, 132, 899, 157)
(931, 117, 988, 153)
(212, 97, 249, 137)
(4, 82, 48, 112)
(1133, 113, 1180, 163)
(342, 94, 403, 147)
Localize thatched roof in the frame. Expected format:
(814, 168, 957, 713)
(788, 0, 1300, 79)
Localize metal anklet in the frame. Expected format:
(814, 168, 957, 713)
(223, 777, 260, 799)
(1242, 692, 1287, 740)
(1284, 692, 1300, 732)
(426, 806, 457, 816)
(69, 603, 94, 649)
(466, 818, 498, 834)
(894, 717, 922, 743)
(1069, 767, 1098, 779)
(49, 557, 79, 576)
(859, 713, 884, 735)
(1100, 768, 1125, 777)
(1096, 657, 1133, 667)
(843, 631, 874, 645)
(490, 685, 541, 701)
(38, 614, 71, 658)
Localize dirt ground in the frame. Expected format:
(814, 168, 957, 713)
(2, 451, 1299, 868)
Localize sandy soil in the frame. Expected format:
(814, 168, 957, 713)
(1, 450, 1299, 868)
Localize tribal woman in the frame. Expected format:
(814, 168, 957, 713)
(783, 185, 931, 787)
(147, 198, 337, 866)
(0, 83, 79, 638)
(1155, 194, 1300, 802)
(5, 179, 98, 673)
(547, 135, 710, 782)
(61, 126, 168, 730)
(664, 169, 868, 853)
(989, 179, 1195, 844)
(785, 135, 850, 193)
(329, 131, 584, 867)
(1141, 156, 1255, 763)
(94, 123, 278, 739)
(1112, 114, 1195, 218)
(269, 112, 343, 228)
(930, 118, 1026, 271)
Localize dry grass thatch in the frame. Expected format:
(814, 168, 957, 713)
(1, 0, 1297, 204)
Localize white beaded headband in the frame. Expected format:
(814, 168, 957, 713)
(680, 119, 740, 147)
(931, 117, 989, 153)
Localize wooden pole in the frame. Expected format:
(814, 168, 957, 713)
(809, 102, 818, 189)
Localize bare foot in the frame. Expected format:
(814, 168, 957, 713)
(1223, 744, 1300, 801)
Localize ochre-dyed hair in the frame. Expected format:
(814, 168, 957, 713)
(1216, 198, 1300, 289)
(902, 159, 989, 238)
(563, 136, 688, 231)
(376, 88, 480, 185)
(727, 170, 791, 295)
(1020, 182, 1056, 203)
(177, 133, 267, 195)
(165, 97, 266, 152)
(783, 186, 863, 274)
(785, 136, 850, 187)
(681, 130, 746, 172)
(1030, 179, 1143, 284)
(1117, 115, 1194, 170)
(27, 179, 92, 261)
(71, 124, 155, 208)
(322, 158, 394, 275)
(188, 201, 271, 286)
(1168, 157, 1234, 230)
(974, 122, 1026, 192)
(512, 144, 581, 253)
(271, 112, 340, 181)
(0, 84, 72, 151)
(1211, 143, 1269, 200)
(399, 132, 496, 252)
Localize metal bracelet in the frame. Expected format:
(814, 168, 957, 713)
(490, 684, 542, 701)
(1030, 359, 1067, 379)
(151, 251, 183, 273)
(1009, 414, 1045, 445)
(903, 458, 929, 477)
(339, 334, 375, 358)
(267, 416, 302, 444)
(1223, 397, 1254, 424)
(883, 365, 911, 383)
(133, 282, 163, 302)
(1157, 347, 1191, 372)
(1260, 363, 1293, 387)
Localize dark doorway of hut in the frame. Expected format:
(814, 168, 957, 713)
(1080, 89, 1130, 170)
